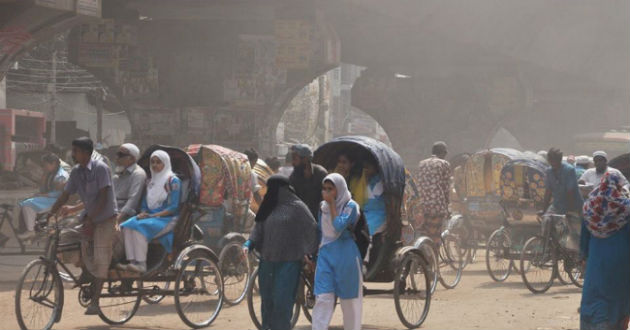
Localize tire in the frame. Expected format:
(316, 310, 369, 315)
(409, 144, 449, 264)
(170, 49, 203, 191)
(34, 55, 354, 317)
(394, 252, 431, 329)
(520, 236, 555, 294)
(247, 267, 300, 330)
(438, 235, 463, 289)
(97, 279, 142, 325)
(175, 253, 224, 329)
(485, 229, 512, 282)
(417, 240, 439, 295)
(219, 242, 251, 306)
(15, 259, 63, 330)
(141, 281, 170, 304)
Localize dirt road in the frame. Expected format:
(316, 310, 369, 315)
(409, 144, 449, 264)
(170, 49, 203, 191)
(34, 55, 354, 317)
(0, 251, 581, 330)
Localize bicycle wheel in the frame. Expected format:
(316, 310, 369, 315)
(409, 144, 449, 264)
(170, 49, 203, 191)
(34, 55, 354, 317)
(485, 229, 512, 282)
(175, 254, 224, 329)
(394, 252, 431, 329)
(556, 258, 571, 285)
(438, 234, 463, 289)
(246, 267, 300, 330)
(141, 281, 170, 304)
(15, 259, 63, 330)
(520, 236, 555, 294)
(565, 255, 584, 288)
(219, 242, 251, 305)
(97, 279, 142, 325)
(417, 240, 439, 295)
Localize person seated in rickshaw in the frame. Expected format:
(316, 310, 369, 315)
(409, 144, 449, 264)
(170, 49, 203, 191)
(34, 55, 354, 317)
(119, 150, 182, 274)
(113, 143, 147, 225)
(334, 152, 367, 207)
(16, 153, 69, 242)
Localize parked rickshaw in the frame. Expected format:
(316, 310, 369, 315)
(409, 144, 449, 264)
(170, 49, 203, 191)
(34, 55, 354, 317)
(186, 144, 255, 305)
(485, 156, 547, 282)
(247, 136, 433, 329)
(15, 145, 224, 330)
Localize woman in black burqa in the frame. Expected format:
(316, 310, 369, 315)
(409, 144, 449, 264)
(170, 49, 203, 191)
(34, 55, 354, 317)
(243, 175, 318, 330)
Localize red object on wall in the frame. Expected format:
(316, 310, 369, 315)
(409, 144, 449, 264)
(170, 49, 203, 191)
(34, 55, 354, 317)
(0, 109, 46, 171)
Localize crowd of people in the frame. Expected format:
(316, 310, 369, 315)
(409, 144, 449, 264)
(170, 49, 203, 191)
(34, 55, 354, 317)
(6, 135, 630, 330)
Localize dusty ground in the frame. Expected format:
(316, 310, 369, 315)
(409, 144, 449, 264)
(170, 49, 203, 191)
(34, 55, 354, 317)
(0, 251, 581, 330)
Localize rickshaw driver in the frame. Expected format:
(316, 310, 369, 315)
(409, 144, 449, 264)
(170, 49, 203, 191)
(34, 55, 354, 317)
(540, 149, 583, 240)
(48, 137, 118, 315)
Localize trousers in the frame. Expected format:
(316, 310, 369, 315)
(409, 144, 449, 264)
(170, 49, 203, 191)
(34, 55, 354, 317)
(258, 260, 302, 330)
(123, 227, 148, 263)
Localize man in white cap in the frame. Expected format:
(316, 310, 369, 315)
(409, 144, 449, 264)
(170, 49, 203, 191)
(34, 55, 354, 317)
(579, 151, 629, 189)
(113, 143, 147, 227)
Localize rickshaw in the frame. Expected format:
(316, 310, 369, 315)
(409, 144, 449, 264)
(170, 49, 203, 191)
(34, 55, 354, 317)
(14, 145, 224, 330)
(249, 158, 274, 214)
(186, 144, 255, 305)
(485, 156, 547, 282)
(247, 136, 433, 329)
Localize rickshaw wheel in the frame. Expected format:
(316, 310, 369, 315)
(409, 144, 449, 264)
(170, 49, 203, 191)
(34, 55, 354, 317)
(417, 240, 439, 295)
(174, 253, 224, 329)
(394, 252, 431, 329)
(246, 267, 300, 330)
(141, 281, 170, 304)
(520, 236, 555, 294)
(219, 242, 251, 306)
(438, 235, 463, 289)
(485, 229, 512, 282)
(78, 285, 92, 307)
(15, 259, 63, 330)
(97, 279, 142, 325)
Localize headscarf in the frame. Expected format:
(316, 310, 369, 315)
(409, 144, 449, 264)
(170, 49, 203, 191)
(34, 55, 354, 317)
(583, 172, 630, 238)
(320, 173, 353, 243)
(255, 175, 293, 222)
(121, 143, 140, 161)
(146, 150, 175, 210)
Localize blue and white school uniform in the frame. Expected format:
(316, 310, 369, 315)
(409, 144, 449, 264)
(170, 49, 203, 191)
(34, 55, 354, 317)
(20, 166, 69, 231)
(363, 175, 386, 236)
(312, 173, 363, 330)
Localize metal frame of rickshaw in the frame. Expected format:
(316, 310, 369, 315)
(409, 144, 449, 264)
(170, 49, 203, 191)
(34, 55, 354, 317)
(311, 136, 433, 329)
(14, 145, 225, 330)
(484, 156, 548, 282)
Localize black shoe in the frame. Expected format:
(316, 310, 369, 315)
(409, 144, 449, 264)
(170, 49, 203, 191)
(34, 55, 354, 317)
(85, 302, 99, 315)
(74, 271, 95, 287)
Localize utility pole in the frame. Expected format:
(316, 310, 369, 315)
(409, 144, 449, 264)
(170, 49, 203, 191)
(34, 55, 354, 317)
(49, 50, 57, 145)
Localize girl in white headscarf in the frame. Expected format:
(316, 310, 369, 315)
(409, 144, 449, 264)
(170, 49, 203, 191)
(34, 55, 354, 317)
(119, 150, 182, 273)
(312, 173, 363, 330)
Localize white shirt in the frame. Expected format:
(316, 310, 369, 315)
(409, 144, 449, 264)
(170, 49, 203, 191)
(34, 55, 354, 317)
(579, 167, 629, 187)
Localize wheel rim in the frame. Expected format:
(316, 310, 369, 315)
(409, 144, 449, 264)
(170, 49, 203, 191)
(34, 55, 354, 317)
(394, 253, 430, 328)
(16, 260, 61, 330)
(418, 243, 438, 294)
(439, 236, 463, 289)
(521, 237, 555, 293)
(97, 279, 141, 325)
(556, 259, 571, 285)
(219, 243, 250, 305)
(486, 231, 511, 281)
(175, 256, 223, 328)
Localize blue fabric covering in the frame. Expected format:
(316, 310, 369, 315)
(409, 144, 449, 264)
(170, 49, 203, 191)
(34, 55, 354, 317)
(258, 260, 302, 330)
(120, 176, 181, 253)
(545, 162, 583, 214)
(19, 167, 69, 213)
(315, 200, 362, 299)
(580, 222, 630, 326)
(364, 175, 386, 235)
